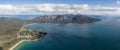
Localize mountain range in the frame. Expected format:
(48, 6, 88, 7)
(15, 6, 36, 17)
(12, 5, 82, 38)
(32, 14, 101, 24)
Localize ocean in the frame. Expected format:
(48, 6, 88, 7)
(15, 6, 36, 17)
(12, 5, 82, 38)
(14, 16, 120, 50)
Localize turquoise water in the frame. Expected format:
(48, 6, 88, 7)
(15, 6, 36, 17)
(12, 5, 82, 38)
(15, 18, 120, 50)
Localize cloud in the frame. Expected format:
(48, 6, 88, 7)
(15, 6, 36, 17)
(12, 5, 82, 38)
(117, 1, 120, 4)
(0, 4, 120, 15)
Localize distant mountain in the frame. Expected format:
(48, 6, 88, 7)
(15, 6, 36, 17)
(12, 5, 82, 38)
(0, 15, 39, 20)
(32, 14, 101, 24)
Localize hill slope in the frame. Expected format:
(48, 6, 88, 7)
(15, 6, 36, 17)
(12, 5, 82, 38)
(32, 14, 101, 24)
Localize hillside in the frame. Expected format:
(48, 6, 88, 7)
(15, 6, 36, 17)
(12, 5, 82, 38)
(0, 17, 31, 50)
(0, 14, 101, 50)
(32, 14, 101, 24)
(17, 25, 48, 41)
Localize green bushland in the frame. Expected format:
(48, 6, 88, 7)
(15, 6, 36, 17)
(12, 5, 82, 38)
(0, 17, 32, 50)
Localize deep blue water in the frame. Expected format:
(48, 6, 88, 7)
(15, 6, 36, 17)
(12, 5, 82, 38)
(14, 17, 120, 50)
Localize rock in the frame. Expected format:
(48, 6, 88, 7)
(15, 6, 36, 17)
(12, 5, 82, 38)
(17, 26, 48, 41)
(0, 47, 2, 50)
(32, 14, 101, 24)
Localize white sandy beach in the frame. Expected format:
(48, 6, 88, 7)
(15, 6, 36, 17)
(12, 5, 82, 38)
(9, 40, 26, 50)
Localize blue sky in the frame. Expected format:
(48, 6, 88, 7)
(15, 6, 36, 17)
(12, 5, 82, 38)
(0, 0, 119, 7)
(0, 0, 120, 15)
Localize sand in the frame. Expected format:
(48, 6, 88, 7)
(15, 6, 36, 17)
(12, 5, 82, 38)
(9, 40, 26, 50)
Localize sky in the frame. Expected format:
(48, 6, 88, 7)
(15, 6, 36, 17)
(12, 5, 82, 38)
(0, 0, 119, 6)
(0, 0, 120, 15)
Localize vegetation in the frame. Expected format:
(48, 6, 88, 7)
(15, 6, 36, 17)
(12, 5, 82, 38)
(0, 47, 2, 50)
(0, 17, 31, 50)
(32, 14, 101, 24)
(17, 27, 48, 41)
(0, 14, 100, 50)
(1, 39, 22, 50)
(0, 17, 47, 50)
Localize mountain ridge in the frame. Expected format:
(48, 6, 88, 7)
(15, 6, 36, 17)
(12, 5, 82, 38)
(32, 14, 101, 24)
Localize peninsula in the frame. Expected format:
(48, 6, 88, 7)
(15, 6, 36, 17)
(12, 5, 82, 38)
(0, 14, 101, 50)
(10, 24, 48, 50)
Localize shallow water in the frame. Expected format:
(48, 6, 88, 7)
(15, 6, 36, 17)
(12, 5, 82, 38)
(14, 18, 120, 50)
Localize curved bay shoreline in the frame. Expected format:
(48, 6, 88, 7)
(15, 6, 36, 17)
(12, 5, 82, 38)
(9, 40, 25, 50)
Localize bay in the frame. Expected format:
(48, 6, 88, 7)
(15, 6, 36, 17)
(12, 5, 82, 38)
(14, 18, 120, 50)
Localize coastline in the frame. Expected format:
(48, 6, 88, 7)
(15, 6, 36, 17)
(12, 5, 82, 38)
(9, 40, 26, 50)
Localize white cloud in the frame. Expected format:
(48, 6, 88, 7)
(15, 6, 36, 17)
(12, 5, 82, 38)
(117, 1, 120, 4)
(0, 4, 120, 15)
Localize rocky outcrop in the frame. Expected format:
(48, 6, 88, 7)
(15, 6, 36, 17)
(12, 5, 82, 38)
(32, 14, 101, 24)
(0, 47, 2, 50)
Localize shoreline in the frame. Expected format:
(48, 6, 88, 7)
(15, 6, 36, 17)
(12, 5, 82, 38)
(9, 40, 26, 50)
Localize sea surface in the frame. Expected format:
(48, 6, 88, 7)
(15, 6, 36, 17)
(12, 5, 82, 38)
(14, 17, 120, 50)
